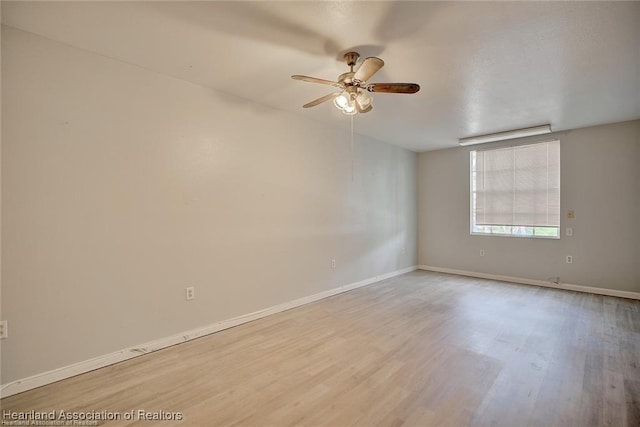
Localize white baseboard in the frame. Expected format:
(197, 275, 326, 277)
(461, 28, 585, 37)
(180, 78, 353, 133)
(0, 265, 417, 398)
(418, 265, 640, 300)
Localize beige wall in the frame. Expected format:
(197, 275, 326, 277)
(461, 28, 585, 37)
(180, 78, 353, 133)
(418, 120, 640, 292)
(1, 27, 417, 383)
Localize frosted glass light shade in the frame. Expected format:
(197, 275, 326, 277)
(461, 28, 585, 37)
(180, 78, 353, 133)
(342, 97, 357, 115)
(334, 93, 349, 109)
(356, 91, 372, 109)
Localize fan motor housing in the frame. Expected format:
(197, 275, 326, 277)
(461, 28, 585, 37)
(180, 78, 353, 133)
(338, 72, 355, 86)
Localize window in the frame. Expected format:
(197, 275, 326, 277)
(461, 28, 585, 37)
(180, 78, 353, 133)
(470, 140, 560, 238)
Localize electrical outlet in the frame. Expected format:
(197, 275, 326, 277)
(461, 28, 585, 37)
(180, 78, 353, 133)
(0, 320, 7, 339)
(331, 259, 336, 269)
(566, 255, 573, 264)
(566, 228, 573, 236)
(479, 249, 485, 257)
(185, 287, 195, 301)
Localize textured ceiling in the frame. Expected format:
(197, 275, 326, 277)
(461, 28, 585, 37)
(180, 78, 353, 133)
(2, 1, 639, 151)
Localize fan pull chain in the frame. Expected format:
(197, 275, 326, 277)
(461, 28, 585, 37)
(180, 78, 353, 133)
(350, 114, 354, 181)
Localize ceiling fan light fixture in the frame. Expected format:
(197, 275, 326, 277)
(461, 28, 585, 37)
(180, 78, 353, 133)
(334, 92, 349, 109)
(356, 104, 373, 114)
(355, 91, 372, 110)
(342, 98, 357, 115)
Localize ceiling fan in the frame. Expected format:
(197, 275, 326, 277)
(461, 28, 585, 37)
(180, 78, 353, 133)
(292, 51, 420, 115)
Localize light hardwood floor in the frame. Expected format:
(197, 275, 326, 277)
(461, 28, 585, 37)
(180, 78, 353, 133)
(2, 271, 639, 426)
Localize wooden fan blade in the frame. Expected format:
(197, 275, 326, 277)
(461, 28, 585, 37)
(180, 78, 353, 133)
(367, 83, 420, 94)
(303, 92, 340, 108)
(292, 75, 340, 87)
(353, 57, 384, 82)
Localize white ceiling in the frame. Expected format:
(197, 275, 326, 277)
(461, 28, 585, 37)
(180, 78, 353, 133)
(2, 1, 639, 152)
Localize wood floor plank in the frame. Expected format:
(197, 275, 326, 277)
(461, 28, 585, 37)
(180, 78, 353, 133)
(2, 271, 639, 426)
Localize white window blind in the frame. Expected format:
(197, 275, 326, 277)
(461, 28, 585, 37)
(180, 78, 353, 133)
(473, 140, 560, 228)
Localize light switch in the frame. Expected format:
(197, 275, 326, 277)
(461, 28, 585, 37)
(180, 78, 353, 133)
(566, 228, 573, 236)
